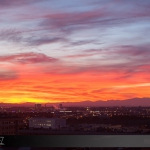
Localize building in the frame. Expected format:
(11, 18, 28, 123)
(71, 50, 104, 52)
(59, 104, 63, 109)
(29, 117, 66, 129)
(35, 103, 42, 109)
(0, 107, 3, 112)
(0, 117, 24, 135)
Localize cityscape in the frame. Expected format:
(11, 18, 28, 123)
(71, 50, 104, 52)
(0, 103, 150, 135)
(0, 0, 150, 149)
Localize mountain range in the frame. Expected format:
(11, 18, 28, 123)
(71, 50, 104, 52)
(0, 97, 150, 107)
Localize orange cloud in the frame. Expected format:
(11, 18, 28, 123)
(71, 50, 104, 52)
(0, 68, 150, 103)
(0, 52, 150, 104)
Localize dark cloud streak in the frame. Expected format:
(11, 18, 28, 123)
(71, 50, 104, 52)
(0, 52, 58, 64)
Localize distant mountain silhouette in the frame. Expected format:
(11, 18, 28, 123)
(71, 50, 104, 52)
(58, 97, 150, 107)
(0, 97, 150, 107)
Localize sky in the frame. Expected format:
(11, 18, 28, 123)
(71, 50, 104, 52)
(0, 0, 150, 104)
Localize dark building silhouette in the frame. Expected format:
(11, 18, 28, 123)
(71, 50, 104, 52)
(0, 117, 24, 135)
(35, 103, 42, 109)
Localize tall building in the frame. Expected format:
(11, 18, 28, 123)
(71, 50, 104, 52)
(0, 117, 24, 135)
(29, 117, 66, 129)
(59, 104, 63, 109)
(35, 103, 42, 109)
(0, 107, 3, 112)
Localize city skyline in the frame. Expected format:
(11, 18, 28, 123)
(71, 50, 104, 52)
(0, 0, 150, 104)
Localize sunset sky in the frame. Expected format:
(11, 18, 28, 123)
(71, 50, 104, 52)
(0, 0, 150, 103)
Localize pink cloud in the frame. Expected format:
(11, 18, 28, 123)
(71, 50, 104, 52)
(0, 0, 43, 7)
(0, 68, 18, 80)
(0, 52, 58, 64)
